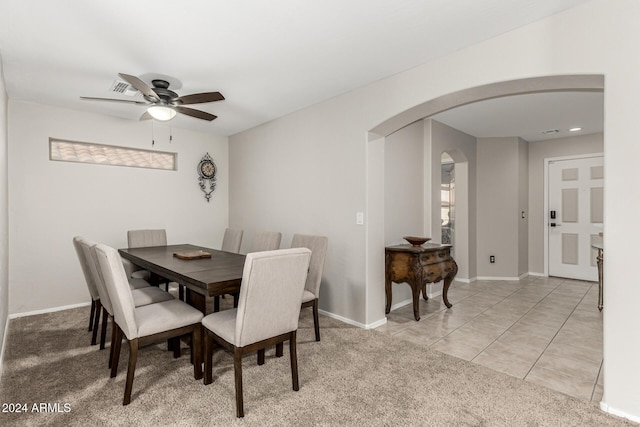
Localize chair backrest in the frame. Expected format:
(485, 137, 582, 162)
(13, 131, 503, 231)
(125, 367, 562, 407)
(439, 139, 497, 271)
(94, 244, 139, 340)
(235, 248, 311, 347)
(72, 236, 100, 301)
(247, 231, 281, 253)
(221, 228, 243, 253)
(127, 229, 167, 248)
(78, 239, 114, 316)
(290, 234, 328, 297)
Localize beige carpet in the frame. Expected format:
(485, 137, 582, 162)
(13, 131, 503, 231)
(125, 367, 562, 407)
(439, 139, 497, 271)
(0, 305, 633, 426)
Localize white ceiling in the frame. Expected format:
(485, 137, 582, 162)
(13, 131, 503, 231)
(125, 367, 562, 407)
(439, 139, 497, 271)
(431, 91, 604, 142)
(0, 0, 596, 137)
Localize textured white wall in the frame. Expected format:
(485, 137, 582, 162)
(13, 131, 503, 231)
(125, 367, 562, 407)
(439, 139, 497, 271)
(384, 121, 424, 304)
(0, 55, 8, 373)
(427, 120, 477, 281)
(8, 101, 229, 315)
(518, 138, 528, 277)
(476, 137, 521, 278)
(231, 0, 638, 418)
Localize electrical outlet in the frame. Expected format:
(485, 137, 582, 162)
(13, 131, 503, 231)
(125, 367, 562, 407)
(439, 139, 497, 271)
(490, 255, 495, 263)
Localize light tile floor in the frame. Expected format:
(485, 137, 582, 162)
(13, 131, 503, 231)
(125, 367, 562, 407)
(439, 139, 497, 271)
(375, 276, 604, 402)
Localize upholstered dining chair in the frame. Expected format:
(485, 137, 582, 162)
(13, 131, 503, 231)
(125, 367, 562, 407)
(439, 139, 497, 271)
(246, 230, 282, 253)
(221, 228, 243, 253)
(124, 228, 181, 295)
(94, 243, 203, 406)
(217, 230, 281, 310)
(124, 229, 167, 280)
(202, 248, 311, 418)
(290, 234, 328, 342)
(78, 237, 175, 363)
(72, 236, 102, 345)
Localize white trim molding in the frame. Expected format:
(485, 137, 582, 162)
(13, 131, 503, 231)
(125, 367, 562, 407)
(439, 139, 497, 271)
(0, 316, 9, 378)
(9, 301, 91, 319)
(600, 402, 640, 424)
(318, 308, 387, 330)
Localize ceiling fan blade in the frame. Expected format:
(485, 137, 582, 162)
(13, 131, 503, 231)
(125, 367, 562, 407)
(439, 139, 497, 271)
(175, 92, 225, 105)
(80, 96, 148, 105)
(174, 106, 217, 121)
(118, 73, 159, 100)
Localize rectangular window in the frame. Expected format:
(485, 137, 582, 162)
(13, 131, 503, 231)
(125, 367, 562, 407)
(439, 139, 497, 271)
(49, 138, 177, 171)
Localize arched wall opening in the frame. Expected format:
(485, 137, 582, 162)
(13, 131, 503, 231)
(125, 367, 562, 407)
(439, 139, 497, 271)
(365, 74, 604, 327)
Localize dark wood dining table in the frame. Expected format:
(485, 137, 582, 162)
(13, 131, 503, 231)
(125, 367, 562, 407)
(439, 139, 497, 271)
(118, 244, 245, 315)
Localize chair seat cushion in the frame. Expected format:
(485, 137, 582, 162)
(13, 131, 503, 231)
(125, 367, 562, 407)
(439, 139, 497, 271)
(132, 286, 174, 307)
(135, 299, 204, 338)
(301, 290, 316, 303)
(202, 309, 237, 345)
(128, 278, 150, 290)
(131, 270, 150, 281)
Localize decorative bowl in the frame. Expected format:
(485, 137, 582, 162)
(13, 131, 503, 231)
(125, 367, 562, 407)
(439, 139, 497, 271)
(403, 236, 431, 246)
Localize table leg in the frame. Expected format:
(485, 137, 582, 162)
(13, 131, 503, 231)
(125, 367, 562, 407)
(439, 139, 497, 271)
(187, 292, 207, 314)
(385, 278, 392, 314)
(442, 259, 458, 309)
(421, 284, 429, 301)
(411, 281, 421, 321)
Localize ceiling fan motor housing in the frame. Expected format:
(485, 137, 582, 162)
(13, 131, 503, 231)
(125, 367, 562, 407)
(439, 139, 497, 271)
(147, 79, 179, 104)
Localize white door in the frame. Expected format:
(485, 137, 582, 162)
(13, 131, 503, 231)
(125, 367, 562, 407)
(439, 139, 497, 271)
(548, 156, 603, 281)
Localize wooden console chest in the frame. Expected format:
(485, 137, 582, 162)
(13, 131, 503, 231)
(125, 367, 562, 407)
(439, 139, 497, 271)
(385, 243, 458, 321)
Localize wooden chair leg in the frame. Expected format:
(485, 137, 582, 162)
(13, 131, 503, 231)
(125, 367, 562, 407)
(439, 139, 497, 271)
(123, 338, 138, 405)
(234, 348, 244, 418)
(312, 299, 320, 342)
(214, 296, 220, 312)
(290, 331, 299, 391)
(110, 325, 122, 378)
(204, 332, 213, 385)
(90, 300, 102, 345)
(88, 300, 96, 332)
(257, 349, 265, 365)
(99, 308, 109, 350)
(109, 320, 117, 369)
(192, 325, 203, 380)
(172, 337, 181, 359)
(275, 343, 283, 358)
(179, 284, 184, 301)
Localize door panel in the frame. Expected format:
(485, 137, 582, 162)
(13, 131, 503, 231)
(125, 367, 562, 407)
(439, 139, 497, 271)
(548, 156, 603, 281)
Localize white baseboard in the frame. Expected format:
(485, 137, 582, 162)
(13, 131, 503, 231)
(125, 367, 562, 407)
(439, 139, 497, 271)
(600, 401, 640, 423)
(9, 301, 91, 319)
(318, 308, 387, 330)
(389, 298, 412, 312)
(527, 272, 547, 277)
(456, 277, 476, 283)
(0, 315, 9, 379)
(476, 276, 522, 281)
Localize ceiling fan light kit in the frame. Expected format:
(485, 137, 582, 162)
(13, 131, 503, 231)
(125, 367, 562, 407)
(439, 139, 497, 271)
(81, 73, 224, 122)
(147, 105, 176, 121)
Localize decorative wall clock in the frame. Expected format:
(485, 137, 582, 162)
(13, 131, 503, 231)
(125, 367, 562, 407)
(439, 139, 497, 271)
(197, 153, 217, 202)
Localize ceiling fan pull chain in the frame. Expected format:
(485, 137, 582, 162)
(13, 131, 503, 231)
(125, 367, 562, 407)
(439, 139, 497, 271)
(169, 126, 173, 143)
(151, 120, 155, 146)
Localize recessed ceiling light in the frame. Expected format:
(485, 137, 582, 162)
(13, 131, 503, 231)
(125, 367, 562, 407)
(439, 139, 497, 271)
(569, 127, 582, 132)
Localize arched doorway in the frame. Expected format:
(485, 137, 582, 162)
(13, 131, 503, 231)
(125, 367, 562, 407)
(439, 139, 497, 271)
(365, 74, 604, 325)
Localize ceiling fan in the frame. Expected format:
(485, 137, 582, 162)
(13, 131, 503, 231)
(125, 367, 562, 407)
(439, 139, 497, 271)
(81, 73, 224, 121)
